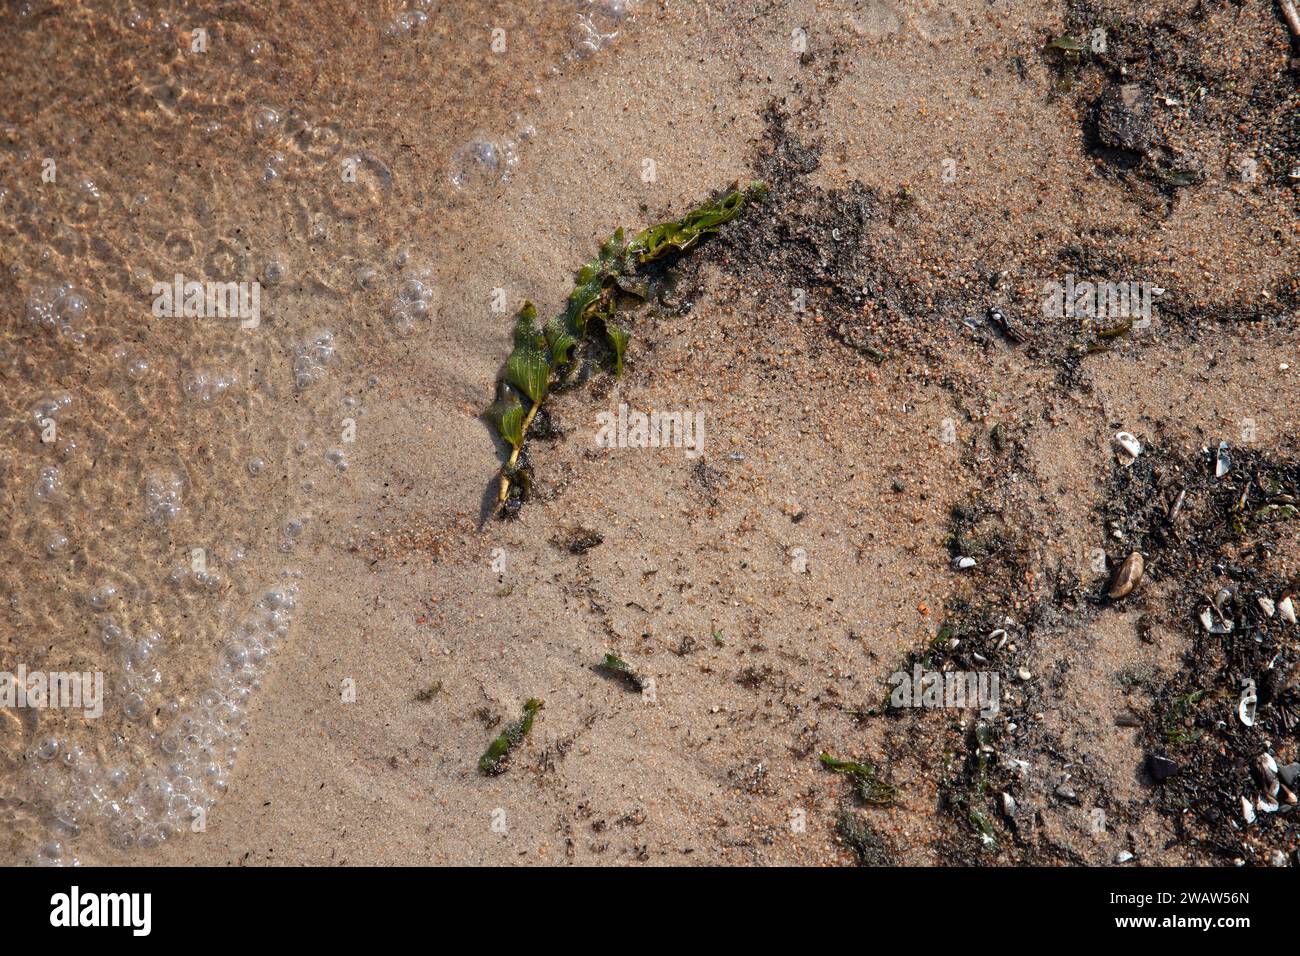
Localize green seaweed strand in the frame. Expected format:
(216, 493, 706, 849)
(487, 181, 765, 512)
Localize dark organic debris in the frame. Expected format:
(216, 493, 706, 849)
(592, 653, 644, 692)
(1147, 753, 1179, 783)
(836, 811, 894, 866)
(552, 526, 604, 554)
(413, 680, 443, 703)
(1095, 82, 1153, 157)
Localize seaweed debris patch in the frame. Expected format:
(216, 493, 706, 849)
(485, 181, 766, 517)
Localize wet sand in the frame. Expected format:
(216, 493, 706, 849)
(1, 0, 1297, 866)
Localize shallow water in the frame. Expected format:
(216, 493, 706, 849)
(0, 0, 640, 864)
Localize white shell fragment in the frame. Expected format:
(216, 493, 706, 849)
(1241, 796, 1256, 825)
(1112, 431, 1142, 466)
(1279, 596, 1296, 624)
(1258, 596, 1276, 618)
(953, 556, 976, 570)
(1215, 441, 1231, 478)
(1200, 606, 1233, 634)
(1239, 693, 1256, 728)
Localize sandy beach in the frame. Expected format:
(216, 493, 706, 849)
(1, 0, 1297, 867)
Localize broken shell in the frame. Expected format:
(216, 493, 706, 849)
(1115, 850, 1134, 864)
(1241, 795, 1256, 825)
(1238, 693, 1256, 728)
(1258, 596, 1276, 618)
(953, 556, 976, 571)
(1258, 794, 1279, 814)
(1000, 756, 1030, 777)
(1001, 792, 1017, 816)
(1112, 431, 1142, 465)
(1200, 603, 1233, 634)
(1167, 487, 1187, 522)
(1255, 754, 1280, 796)
(1279, 596, 1296, 625)
(1107, 551, 1144, 599)
(1215, 441, 1231, 478)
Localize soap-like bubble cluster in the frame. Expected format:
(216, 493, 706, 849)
(23, 581, 299, 861)
(448, 136, 519, 191)
(143, 470, 183, 523)
(386, 271, 437, 336)
(291, 329, 337, 389)
(571, 0, 630, 58)
(24, 282, 93, 344)
(384, 5, 430, 37)
(30, 392, 73, 433)
(181, 366, 238, 405)
(32, 465, 64, 503)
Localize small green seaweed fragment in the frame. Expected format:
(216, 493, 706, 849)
(1045, 34, 1086, 51)
(487, 181, 764, 513)
(1156, 167, 1201, 188)
(593, 652, 643, 691)
(413, 680, 443, 703)
(1096, 317, 1132, 339)
(626, 181, 762, 262)
(604, 319, 629, 377)
(478, 698, 543, 775)
(969, 807, 997, 847)
(820, 752, 897, 805)
(1163, 689, 1207, 746)
(544, 315, 578, 369)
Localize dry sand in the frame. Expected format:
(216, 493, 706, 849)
(0, 0, 1297, 866)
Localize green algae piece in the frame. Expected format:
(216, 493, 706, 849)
(478, 698, 543, 775)
(487, 181, 764, 513)
(820, 752, 897, 806)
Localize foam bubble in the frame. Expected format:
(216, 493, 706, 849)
(143, 470, 183, 523)
(32, 465, 64, 503)
(25, 282, 93, 343)
(182, 366, 238, 404)
(386, 270, 437, 336)
(448, 137, 518, 191)
(291, 329, 337, 389)
(18, 580, 300, 859)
